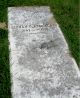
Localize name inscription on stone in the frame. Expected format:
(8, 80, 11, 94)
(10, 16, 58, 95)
(10, 24, 53, 34)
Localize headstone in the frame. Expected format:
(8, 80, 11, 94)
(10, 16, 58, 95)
(8, 7, 80, 98)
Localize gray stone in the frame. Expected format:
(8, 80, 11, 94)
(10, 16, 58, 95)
(8, 7, 80, 98)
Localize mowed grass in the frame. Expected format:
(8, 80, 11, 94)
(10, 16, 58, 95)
(0, 0, 79, 98)
(0, 29, 11, 98)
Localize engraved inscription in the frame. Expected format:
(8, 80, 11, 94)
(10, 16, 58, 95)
(10, 23, 53, 34)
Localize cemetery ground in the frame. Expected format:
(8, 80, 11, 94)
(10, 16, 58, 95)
(0, 0, 79, 98)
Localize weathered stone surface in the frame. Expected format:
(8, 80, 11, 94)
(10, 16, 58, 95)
(8, 7, 80, 98)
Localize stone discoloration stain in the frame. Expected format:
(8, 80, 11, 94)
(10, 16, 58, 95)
(48, 17, 57, 26)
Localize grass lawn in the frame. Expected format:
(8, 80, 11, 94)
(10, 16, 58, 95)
(0, 0, 79, 98)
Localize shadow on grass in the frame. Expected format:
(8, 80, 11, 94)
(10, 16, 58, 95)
(0, 29, 12, 98)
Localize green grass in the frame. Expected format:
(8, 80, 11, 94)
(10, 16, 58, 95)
(0, 0, 79, 98)
(0, 29, 11, 98)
